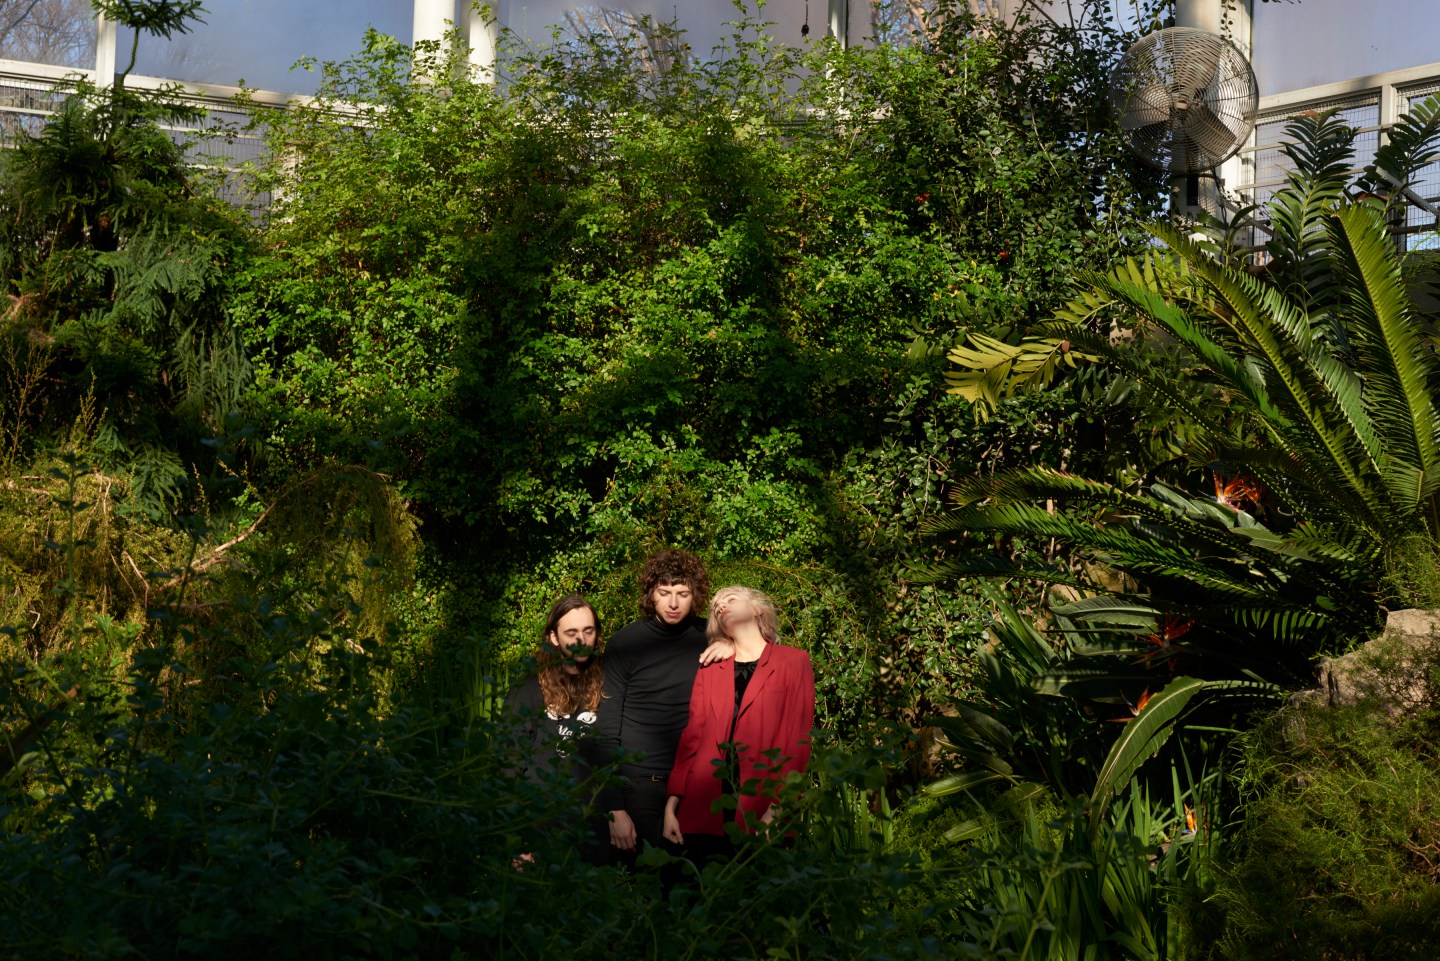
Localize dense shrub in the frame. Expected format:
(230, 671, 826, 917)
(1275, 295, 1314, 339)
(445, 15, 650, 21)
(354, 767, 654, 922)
(231, 10, 1161, 736)
(1210, 698, 1440, 960)
(0, 623, 942, 960)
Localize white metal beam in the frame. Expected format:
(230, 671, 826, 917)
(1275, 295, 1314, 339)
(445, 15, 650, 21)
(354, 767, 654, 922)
(827, 0, 848, 47)
(1257, 61, 1440, 113)
(95, 13, 118, 87)
(413, 0, 456, 47)
(463, 2, 501, 80)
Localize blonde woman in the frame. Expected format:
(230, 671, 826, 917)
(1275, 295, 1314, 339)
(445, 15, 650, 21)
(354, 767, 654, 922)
(662, 587, 814, 859)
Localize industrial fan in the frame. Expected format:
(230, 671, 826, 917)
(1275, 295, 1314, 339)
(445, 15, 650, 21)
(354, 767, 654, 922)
(1112, 26, 1259, 175)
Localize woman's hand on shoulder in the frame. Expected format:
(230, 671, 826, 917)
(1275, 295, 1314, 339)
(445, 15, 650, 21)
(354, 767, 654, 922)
(698, 639, 734, 665)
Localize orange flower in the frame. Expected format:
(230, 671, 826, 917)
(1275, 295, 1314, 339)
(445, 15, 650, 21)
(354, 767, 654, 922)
(1213, 471, 1264, 513)
(1109, 688, 1152, 722)
(1135, 615, 1193, 672)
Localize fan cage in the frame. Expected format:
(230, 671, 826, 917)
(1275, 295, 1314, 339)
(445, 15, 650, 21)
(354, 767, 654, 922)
(1112, 27, 1260, 175)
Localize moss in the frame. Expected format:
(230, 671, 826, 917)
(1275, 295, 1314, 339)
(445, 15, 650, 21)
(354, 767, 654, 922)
(1382, 535, 1440, 609)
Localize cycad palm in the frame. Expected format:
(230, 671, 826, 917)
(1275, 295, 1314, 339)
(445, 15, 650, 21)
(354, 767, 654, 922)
(935, 104, 1440, 681)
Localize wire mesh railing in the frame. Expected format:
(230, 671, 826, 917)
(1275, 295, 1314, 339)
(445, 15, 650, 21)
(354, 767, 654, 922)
(1231, 64, 1440, 255)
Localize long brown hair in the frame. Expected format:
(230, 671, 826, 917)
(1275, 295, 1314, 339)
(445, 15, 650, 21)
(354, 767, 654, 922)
(537, 594, 604, 717)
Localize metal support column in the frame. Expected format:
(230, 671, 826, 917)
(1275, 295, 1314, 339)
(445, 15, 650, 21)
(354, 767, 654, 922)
(827, 0, 848, 47)
(1173, 0, 1221, 34)
(413, 0, 456, 47)
(95, 13, 119, 87)
(463, 1, 502, 80)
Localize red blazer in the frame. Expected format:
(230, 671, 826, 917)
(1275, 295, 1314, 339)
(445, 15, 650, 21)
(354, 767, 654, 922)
(667, 643, 815, 836)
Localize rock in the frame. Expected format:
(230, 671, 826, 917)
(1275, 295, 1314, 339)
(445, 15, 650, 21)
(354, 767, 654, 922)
(1315, 608, 1440, 713)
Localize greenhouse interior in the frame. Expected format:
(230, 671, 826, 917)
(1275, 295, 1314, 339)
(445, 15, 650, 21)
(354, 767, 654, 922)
(2, 0, 1440, 958)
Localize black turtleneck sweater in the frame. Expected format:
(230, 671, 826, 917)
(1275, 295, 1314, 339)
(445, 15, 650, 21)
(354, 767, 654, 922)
(598, 615, 708, 777)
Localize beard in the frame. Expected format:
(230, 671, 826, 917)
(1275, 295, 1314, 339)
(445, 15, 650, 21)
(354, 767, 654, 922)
(562, 655, 595, 675)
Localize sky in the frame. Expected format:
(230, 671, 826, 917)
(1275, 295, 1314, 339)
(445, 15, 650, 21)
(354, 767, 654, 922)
(105, 0, 1440, 97)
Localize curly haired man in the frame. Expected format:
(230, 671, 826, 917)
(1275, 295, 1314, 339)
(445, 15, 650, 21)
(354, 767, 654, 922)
(599, 549, 730, 856)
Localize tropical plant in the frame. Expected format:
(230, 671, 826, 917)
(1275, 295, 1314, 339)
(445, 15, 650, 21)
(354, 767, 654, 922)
(895, 766, 1225, 961)
(898, 589, 1249, 959)
(923, 589, 1267, 815)
(0, 0, 253, 515)
(933, 103, 1440, 692)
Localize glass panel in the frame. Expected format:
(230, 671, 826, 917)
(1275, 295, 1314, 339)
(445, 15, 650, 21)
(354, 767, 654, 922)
(126, 0, 413, 94)
(0, 0, 97, 68)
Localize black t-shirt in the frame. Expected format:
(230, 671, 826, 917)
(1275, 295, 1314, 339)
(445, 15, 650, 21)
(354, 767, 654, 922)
(505, 675, 613, 803)
(597, 615, 709, 777)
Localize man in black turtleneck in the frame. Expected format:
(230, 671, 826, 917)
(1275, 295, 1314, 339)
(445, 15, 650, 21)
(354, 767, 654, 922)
(599, 549, 728, 856)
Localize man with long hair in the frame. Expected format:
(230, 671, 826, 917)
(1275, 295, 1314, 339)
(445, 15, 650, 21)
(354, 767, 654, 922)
(599, 549, 730, 856)
(505, 593, 613, 862)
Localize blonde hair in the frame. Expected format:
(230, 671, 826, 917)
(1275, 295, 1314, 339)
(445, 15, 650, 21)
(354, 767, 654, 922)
(706, 586, 779, 644)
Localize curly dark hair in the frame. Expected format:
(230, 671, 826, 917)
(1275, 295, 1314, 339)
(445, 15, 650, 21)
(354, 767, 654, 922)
(637, 550, 709, 619)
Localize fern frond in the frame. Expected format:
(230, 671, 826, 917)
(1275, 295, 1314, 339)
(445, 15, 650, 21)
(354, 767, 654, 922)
(1357, 93, 1440, 200)
(944, 333, 1099, 417)
(1263, 109, 1356, 306)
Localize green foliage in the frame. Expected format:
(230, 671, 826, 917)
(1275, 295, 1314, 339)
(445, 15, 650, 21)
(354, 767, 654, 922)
(0, 429, 187, 664)
(0, 1, 254, 494)
(945, 332, 1100, 417)
(927, 92, 1440, 944)
(894, 777, 1222, 960)
(932, 105, 1440, 697)
(0, 7, 1204, 956)
(930, 467, 1375, 684)
(232, 5, 1162, 735)
(1211, 699, 1440, 959)
(924, 589, 1100, 803)
(0, 598, 945, 960)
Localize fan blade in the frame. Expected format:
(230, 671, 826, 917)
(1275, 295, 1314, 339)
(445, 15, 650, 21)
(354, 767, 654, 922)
(1128, 119, 1175, 156)
(1123, 123, 1180, 170)
(1173, 34, 1222, 99)
(1121, 83, 1173, 129)
(1183, 100, 1243, 166)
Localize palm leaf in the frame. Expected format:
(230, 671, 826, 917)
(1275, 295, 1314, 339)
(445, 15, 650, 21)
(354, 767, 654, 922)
(1156, 227, 1391, 530)
(945, 332, 1099, 416)
(1089, 676, 1208, 825)
(1327, 203, 1440, 522)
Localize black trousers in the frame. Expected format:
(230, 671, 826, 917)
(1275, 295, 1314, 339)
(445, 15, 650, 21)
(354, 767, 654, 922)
(679, 831, 735, 865)
(622, 775, 671, 851)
